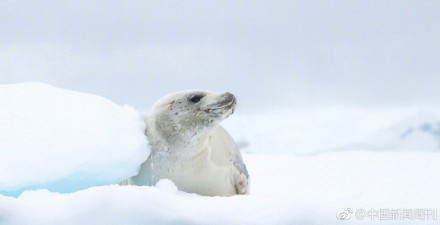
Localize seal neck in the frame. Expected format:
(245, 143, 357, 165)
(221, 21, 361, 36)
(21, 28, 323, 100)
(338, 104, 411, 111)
(149, 127, 213, 160)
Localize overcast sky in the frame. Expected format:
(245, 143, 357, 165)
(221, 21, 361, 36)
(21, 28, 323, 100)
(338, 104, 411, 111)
(1, 0, 439, 111)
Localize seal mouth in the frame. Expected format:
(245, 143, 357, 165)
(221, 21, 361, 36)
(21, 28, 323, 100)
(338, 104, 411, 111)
(203, 93, 237, 116)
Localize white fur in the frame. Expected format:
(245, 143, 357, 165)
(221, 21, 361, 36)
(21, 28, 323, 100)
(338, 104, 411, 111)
(122, 90, 249, 196)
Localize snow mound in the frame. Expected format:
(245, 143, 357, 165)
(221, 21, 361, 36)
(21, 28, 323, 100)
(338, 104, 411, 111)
(0, 83, 149, 196)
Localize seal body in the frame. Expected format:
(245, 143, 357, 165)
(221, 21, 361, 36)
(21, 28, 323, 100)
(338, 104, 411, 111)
(127, 90, 249, 196)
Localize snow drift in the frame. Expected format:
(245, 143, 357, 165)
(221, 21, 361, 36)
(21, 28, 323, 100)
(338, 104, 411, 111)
(0, 83, 149, 196)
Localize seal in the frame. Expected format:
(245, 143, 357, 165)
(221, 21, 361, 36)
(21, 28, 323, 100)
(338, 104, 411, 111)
(123, 90, 249, 196)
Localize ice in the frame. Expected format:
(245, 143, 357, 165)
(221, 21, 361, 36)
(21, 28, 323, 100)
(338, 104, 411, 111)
(1, 83, 439, 224)
(0, 83, 149, 196)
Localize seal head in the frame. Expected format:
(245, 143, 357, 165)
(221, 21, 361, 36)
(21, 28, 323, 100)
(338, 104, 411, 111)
(148, 91, 236, 146)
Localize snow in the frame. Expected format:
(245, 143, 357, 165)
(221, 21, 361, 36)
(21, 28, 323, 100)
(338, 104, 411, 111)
(223, 106, 440, 155)
(1, 152, 439, 225)
(1, 83, 439, 224)
(337, 112, 440, 152)
(0, 83, 149, 196)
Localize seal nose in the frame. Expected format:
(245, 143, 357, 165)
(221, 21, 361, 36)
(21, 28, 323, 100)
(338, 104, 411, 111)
(224, 92, 237, 114)
(224, 92, 236, 102)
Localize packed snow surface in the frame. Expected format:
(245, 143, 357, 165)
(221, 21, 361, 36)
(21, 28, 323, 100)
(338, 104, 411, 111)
(1, 83, 439, 224)
(2, 152, 440, 225)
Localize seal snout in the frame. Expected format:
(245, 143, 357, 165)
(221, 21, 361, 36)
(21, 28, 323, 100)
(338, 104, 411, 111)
(217, 92, 236, 109)
(223, 92, 237, 113)
(203, 92, 237, 115)
(224, 92, 235, 103)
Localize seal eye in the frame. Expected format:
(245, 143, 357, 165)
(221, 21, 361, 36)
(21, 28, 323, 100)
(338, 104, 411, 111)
(189, 95, 204, 103)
